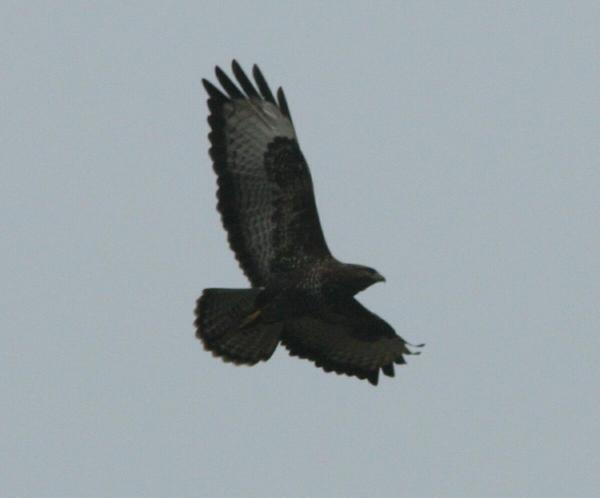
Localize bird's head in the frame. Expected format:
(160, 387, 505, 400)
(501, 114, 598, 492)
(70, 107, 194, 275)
(341, 264, 386, 295)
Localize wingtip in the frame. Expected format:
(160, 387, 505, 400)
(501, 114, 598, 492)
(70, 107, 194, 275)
(382, 363, 395, 378)
(214, 64, 245, 99)
(367, 370, 380, 386)
(251, 64, 276, 103)
(276, 86, 292, 120)
(251, 64, 262, 82)
(202, 78, 228, 101)
(214, 64, 225, 79)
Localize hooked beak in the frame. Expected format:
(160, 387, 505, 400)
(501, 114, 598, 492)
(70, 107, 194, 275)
(374, 271, 386, 283)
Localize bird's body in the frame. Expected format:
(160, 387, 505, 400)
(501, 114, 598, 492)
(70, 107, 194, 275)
(195, 61, 421, 385)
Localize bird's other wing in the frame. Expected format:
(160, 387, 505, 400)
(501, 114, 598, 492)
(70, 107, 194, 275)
(281, 298, 422, 385)
(203, 61, 331, 287)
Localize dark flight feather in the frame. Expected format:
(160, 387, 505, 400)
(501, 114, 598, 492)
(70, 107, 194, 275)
(252, 64, 276, 103)
(277, 87, 293, 121)
(214, 66, 245, 99)
(231, 60, 260, 98)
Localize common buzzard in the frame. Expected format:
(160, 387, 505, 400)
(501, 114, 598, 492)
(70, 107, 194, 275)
(195, 61, 422, 385)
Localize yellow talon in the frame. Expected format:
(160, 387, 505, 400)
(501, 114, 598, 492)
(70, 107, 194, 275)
(239, 309, 262, 329)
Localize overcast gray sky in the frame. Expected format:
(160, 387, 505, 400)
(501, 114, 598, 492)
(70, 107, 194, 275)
(2, 2, 599, 497)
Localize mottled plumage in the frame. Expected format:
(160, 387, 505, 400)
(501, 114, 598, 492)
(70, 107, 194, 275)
(195, 61, 422, 385)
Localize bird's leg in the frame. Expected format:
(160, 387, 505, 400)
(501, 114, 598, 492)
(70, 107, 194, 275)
(239, 309, 262, 329)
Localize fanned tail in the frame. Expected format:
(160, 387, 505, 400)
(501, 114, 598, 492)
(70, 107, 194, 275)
(195, 288, 282, 365)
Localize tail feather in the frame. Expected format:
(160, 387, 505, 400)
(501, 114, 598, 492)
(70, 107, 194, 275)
(195, 288, 282, 365)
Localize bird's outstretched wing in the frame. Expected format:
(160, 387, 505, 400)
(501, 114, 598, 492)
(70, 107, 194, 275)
(203, 61, 331, 287)
(281, 298, 421, 385)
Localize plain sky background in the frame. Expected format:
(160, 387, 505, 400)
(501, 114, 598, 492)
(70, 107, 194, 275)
(2, 2, 599, 497)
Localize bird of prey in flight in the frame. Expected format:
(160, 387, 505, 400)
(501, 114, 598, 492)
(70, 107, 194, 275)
(195, 61, 422, 385)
